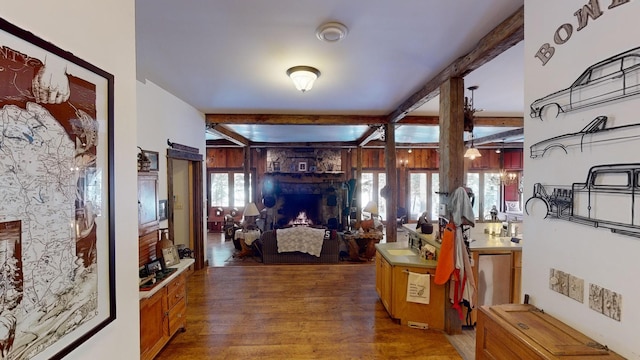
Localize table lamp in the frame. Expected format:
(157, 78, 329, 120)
(243, 202, 260, 230)
(363, 201, 378, 219)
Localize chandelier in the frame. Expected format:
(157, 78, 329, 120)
(494, 141, 518, 186)
(499, 169, 519, 186)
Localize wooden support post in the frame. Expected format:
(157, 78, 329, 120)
(385, 124, 397, 242)
(244, 146, 251, 203)
(355, 147, 363, 228)
(439, 77, 465, 335)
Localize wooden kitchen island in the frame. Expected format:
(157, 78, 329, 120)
(375, 241, 446, 330)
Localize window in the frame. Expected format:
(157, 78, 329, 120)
(360, 173, 374, 212)
(210, 173, 228, 207)
(209, 171, 252, 207)
(378, 173, 387, 219)
(466, 173, 480, 220)
(431, 173, 440, 221)
(409, 173, 427, 220)
(483, 173, 501, 220)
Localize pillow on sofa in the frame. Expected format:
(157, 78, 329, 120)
(505, 201, 520, 212)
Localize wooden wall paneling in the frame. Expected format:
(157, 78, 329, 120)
(504, 150, 523, 170)
(205, 148, 216, 168)
(227, 148, 244, 168)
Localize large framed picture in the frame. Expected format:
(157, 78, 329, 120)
(0, 18, 115, 360)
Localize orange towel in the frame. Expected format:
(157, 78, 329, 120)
(434, 222, 456, 285)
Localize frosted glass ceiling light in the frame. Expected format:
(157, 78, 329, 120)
(287, 66, 320, 93)
(464, 133, 482, 160)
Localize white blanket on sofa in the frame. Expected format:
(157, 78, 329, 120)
(276, 226, 326, 257)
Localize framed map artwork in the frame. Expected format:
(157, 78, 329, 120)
(0, 18, 115, 359)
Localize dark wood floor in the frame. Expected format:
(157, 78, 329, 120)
(154, 231, 474, 359)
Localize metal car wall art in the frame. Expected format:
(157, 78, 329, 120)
(530, 46, 640, 120)
(525, 163, 640, 238)
(529, 115, 640, 158)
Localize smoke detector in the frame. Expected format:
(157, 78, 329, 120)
(316, 22, 348, 43)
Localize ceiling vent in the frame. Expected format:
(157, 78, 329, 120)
(316, 22, 348, 43)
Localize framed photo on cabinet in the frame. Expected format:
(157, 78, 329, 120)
(0, 18, 115, 360)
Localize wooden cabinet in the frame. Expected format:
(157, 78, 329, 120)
(469, 249, 522, 325)
(477, 304, 624, 359)
(140, 289, 168, 360)
(138, 172, 160, 266)
(140, 262, 192, 360)
(138, 172, 159, 237)
(375, 251, 445, 330)
(375, 252, 392, 312)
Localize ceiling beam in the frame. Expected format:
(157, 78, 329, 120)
(401, 116, 523, 127)
(206, 114, 385, 125)
(357, 126, 382, 147)
(207, 124, 249, 146)
(386, 5, 524, 123)
(466, 128, 524, 146)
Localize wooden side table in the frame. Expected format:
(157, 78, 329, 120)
(344, 231, 384, 261)
(234, 229, 261, 257)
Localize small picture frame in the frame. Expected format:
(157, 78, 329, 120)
(162, 245, 180, 267)
(158, 199, 168, 221)
(298, 161, 307, 172)
(145, 259, 163, 274)
(272, 161, 280, 172)
(143, 150, 159, 171)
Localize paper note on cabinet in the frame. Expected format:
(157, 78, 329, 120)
(407, 272, 430, 304)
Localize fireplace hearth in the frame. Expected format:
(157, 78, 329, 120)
(264, 180, 345, 230)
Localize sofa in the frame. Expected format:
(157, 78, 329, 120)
(258, 227, 340, 264)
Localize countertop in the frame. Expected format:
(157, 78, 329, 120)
(139, 258, 194, 300)
(468, 222, 523, 251)
(375, 242, 438, 268)
(378, 222, 522, 268)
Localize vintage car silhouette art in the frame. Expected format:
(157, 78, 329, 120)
(529, 115, 640, 158)
(525, 163, 640, 238)
(530, 46, 640, 119)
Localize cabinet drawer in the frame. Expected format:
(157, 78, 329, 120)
(167, 281, 186, 309)
(168, 298, 186, 335)
(167, 273, 186, 293)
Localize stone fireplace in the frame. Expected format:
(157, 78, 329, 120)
(263, 180, 345, 230)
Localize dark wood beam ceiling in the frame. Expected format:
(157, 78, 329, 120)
(386, 5, 524, 123)
(206, 124, 249, 146)
(206, 114, 385, 125)
(204, 5, 524, 147)
(465, 128, 524, 146)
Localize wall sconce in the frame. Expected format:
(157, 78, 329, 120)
(286, 66, 321, 93)
(399, 159, 408, 167)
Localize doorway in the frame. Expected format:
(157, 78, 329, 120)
(167, 154, 205, 270)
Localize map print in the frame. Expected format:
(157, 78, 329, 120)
(0, 40, 100, 359)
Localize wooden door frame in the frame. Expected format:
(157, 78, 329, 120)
(167, 152, 205, 270)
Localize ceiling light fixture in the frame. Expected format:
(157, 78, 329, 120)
(286, 66, 321, 93)
(315, 22, 349, 43)
(464, 133, 482, 160)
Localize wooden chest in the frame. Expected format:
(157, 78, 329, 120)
(476, 304, 624, 359)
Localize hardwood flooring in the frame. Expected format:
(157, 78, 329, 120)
(154, 232, 475, 359)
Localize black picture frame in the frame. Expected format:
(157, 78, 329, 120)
(144, 150, 159, 171)
(158, 199, 168, 221)
(145, 259, 164, 274)
(0, 18, 115, 360)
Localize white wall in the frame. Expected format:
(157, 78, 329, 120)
(172, 159, 191, 248)
(524, 1, 640, 358)
(2, 1, 140, 359)
(136, 79, 207, 250)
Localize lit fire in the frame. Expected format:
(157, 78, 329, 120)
(289, 211, 313, 226)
